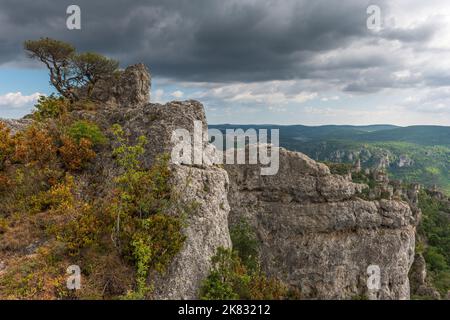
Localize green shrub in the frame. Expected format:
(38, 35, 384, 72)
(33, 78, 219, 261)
(30, 175, 75, 213)
(67, 120, 106, 146)
(424, 247, 447, 272)
(200, 247, 288, 300)
(200, 247, 249, 300)
(230, 218, 259, 272)
(111, 124, 147, 171)
(130, 214, 186, 297)
(56, 203, 103, 255)
(351, 171, 369, 184)
(324, 162, 352, 176)
(33, 94, 69, 121)
(110, 124, 187, 298)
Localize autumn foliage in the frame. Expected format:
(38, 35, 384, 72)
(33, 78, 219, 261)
(59, 136, 96, 171)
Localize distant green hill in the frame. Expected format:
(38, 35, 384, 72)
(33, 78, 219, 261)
(353, 126, 450, 146)
(209, 124, 450, 194)
(211, 124, 400, 141)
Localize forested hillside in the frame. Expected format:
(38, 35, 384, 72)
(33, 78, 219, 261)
(210, 125, 450, 195)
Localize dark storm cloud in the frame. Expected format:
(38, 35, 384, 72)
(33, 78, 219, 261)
(0, 0, 440, 87)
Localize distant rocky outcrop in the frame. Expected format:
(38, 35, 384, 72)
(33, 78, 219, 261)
(0, 118, 32, 134)
(398, 155, 414, 168)
(409, 253, 441, 299)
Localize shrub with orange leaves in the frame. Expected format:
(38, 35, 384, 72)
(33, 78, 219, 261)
(0, 123, 14, 192)
(59, 136, 96, 171)
(13, 125, 57, 167)
(0, 174, 12, 192)
(0, 122, 15, 170)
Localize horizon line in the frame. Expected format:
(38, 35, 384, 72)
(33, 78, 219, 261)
(208, 123, 450, 128)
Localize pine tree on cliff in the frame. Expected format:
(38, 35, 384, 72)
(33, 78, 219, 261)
(24, 37, 119, 102)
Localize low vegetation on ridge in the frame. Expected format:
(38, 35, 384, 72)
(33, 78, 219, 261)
(0, 38, 188, 299)
(0, 94, 187, 299)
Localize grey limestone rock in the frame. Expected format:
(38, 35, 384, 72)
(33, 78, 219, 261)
(225, 148, 418, 300)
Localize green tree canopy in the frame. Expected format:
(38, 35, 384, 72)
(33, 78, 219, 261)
(24, 37, 119, 102)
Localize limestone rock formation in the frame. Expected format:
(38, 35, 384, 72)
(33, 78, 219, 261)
(152, 165, 231, 299)
(409, 253, 441, 299)
(117, 102, 231, 299)
(89, 67, 230, 299)
(398, 155, 414, 168)
(225, 148, 419, 299)
(87, 63, 151, 107)
(90, 66, 230, 299)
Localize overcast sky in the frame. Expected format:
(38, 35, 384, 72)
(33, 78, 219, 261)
(1, 0, 450, 125)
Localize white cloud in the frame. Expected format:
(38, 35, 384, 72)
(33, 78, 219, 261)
(0, 92, 42, 108)
(153, 88, 165, 103)
(402, 87, 450, 114)
(171, 90, 184, 99)
(321, 96, 340, 102)
(191, 81, 318, 106)
(291, 92, 318, 104)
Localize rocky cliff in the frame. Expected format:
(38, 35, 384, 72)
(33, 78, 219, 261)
(1, 64, 420, 299)
(225, 149, 419, 299)
(75, 65, 232, 299)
